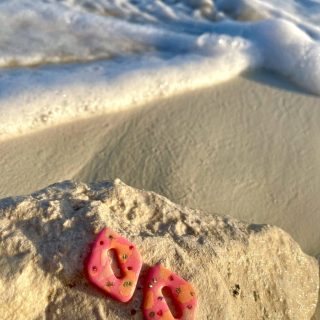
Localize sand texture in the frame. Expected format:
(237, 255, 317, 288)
(313, 255, 320, 320)
(0, 72, 320, 257)
(0, 180, 318, 319)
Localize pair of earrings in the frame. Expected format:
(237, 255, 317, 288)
(86, 227, 197, 319)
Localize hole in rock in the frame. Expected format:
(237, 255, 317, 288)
(108, 249, 124, 279)
(161, 286, 183, 318)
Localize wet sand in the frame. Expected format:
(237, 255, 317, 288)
(1, 71, 320, 257)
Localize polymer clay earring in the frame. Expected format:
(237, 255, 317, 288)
(86, 227, 143, 302)
(143, 264, 197, 320)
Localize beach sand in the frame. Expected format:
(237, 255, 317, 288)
(1, 71, 320, 256)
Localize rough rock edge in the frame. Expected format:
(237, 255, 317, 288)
(0, 179, 319, 320)
(312, 255, 320, 320)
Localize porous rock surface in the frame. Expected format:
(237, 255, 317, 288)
(312, 255, 320, 320)
(0, 180, 318, 319)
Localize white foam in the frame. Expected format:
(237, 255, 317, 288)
(241, 0, 320, 39)
(0, 0, 320, 138)
(0, 42, 259, 138)
(245, 19, 320, 95)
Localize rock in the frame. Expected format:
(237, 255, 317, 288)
(0, 180, 318, 319)
(312, 256, 320, 320)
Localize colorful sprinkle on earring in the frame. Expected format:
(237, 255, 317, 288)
(142, 264, 197, 319)
(86, 227, 143, 302)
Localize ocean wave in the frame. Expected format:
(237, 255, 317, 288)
(0, 0, 319, 137)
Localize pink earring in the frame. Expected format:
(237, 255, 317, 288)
(143, 264, 197, 319)
(86, 228, 198, 319)
(86, 227, 143, 302)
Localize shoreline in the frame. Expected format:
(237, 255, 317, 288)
(1, 71, 320, 256)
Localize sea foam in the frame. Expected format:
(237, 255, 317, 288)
(0, 0, 319, 137)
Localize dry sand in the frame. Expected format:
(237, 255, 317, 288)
(0, 71, 320, 257)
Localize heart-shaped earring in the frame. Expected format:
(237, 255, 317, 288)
(86, 227, 143, 302)
(143, 264, 197, 319)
